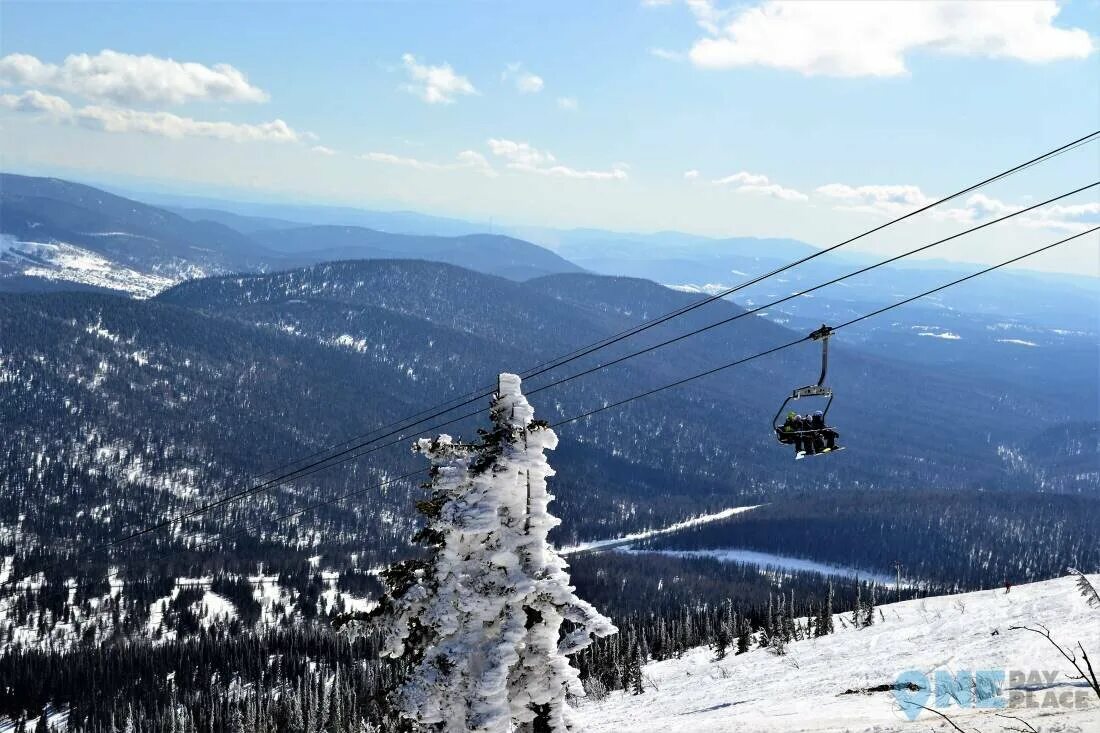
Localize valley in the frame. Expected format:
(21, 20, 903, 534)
(0, 173, 1096, 731)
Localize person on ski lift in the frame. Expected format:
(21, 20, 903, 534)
(810, 410, 839, 452)
(779, 411, 805, 455)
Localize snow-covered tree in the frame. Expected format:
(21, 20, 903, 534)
(376, 372, 617, 732)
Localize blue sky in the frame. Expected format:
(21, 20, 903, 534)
(1, 0, 1098, 273)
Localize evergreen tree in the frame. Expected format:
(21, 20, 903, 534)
(736, 617, 751, 655)
(820, 582, 835, 636)
(374, 373, 616, 732)
(712, 622, 729, 661)
(629, 647, 645, 696)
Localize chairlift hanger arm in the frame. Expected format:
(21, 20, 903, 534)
(810, 324, 833, 387)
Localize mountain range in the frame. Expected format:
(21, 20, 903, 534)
(0, 174, 581, 296)
(0, 172, 1094, 585)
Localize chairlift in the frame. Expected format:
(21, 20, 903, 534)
(772, 325, 844, 459)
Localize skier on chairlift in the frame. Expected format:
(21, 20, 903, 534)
(779, 411, 804, 456)
(810, 410, 839, 452)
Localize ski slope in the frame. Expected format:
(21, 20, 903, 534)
(580, 574, 1100, 732)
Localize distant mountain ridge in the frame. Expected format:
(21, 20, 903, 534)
(0, 173, 584, 296)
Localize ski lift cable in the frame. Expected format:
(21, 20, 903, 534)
(164, 132, 1100, 502)
(51, 183, 1100, 554)
(549, 227, 1099, 430)
(4, 226, 1093, 595)
(519, 183, 1097, 400)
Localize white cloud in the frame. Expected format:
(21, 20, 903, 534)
(75, 106, 301, 142)
(682, 1, 1093, 76)
(401, 53, 476, 104)
(502, 63, 544, 94)
(649, 47, 685, 62)
(487, 138, 628, 181)
(713, 170, 769, 186)
(488, 138, 556, 168)
(712, 170, 807, 200)
(0, 89, 302, 143)
(311, 145, 337, 156)
(683, 169, 700, 179)
(362, 149, 497, 177)
(737, 183, 808, 201)
(815, 182, 932, 215)
(455, 149, 497, 177)
(516, 73, 544, 93)
(819, 185, 1098, 232)
(557, 96, 579, 111)
(0, 89, 73, 116)
(0, 50, 268, 105)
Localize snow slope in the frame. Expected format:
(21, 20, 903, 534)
(581, 574, 1100, 732)
(1, 237, 179, 297)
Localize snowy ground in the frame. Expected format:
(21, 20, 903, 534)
(0, 237, 181, 298)
(581, 574, 1100, 733)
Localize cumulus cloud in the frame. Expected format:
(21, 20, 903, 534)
(0, 50, 268, 105)
(680, 1, 1093, 76)
(487, 138, 628, 180)
(502, 63, 544, 94)
(401, 53, 476, 104)
(815, 182, 932, 215)
(75, 106, 300, 142)
(455, 149, 496, 176)
(362, 149, 497, 177)
(0, 88, 302, 143)
(683, 169, 700, 179)
(311, 145, 337, 156)
(487, 139, 556, 168)
(556, 96, 579, 111)
(0, 89, 73, 116)
(713, 171, 769, 186)
(817, 184, 1098, 232)
(951, 192, 1099, 233)
(712, 170, 806, 200)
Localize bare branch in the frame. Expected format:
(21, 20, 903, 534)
(906, 703, 971, 733)
(1009, 625, 1100, 701)
(994, 713, 1039, 733)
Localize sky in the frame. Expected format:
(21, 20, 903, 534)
(1, 0, 1098, 275)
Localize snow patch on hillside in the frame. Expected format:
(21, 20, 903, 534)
(3, 239, 176, 298)
(622, 547, 903, 586)
(582, 573, 1100, 732)
(559, 505, 763, 555)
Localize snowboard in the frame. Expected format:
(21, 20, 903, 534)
(795, 446, 846, 460)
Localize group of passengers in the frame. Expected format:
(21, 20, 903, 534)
(778, 411, 839, 456)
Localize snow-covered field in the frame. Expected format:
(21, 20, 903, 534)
(581, 573, 1100, 732)
(1, 238, 177, 297)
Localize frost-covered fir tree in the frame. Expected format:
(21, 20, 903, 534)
(376, 373, 617, 732)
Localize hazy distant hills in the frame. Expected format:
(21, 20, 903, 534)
(0, 174, 584, 295)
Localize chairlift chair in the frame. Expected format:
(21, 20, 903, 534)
(772, 325, 844, 458)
